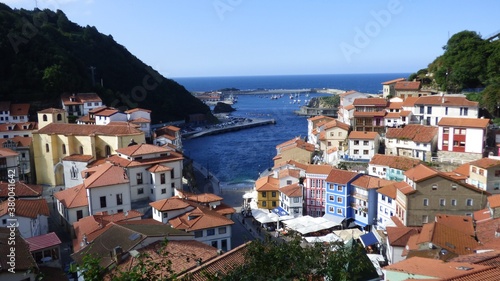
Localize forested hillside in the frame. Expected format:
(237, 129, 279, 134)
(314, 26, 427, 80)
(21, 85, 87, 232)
(408, 30, 500, 115)
(0, 4, 211, 123)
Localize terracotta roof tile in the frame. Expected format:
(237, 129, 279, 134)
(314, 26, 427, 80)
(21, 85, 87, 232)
(415, 95, 478, 107)
(369, 154, 421, 171)
(168, 203, 234, 231)
(416, 222, 479, 255)
(62, 154, 94, 162)
(279, 183, 302, 197)
(402, 96, 419, 107)
(36, 122, 143, 136)
(116, 143, 173, 156)
(0, 181, 42, 198)
(385, 112, 402, 118)
(54, 184, 88, 208)
(348, 131, 379, 140)
(323, 119, 350, 131)
(473, 208, 491, 224)
(0, 199, 49, 218)
(0, 136, 32, 147)
(469, 158, 500, 169)
(125, 108, 151, 114)
(95, 109, 120, 117)
(382, 78, 406, 85)
(9, 103, 30, 116)
(278, 168, 301, 180)
(435, 214, 475, 237)
(25, 232, 61, 252)
(386, 124, 438, 143)
(0, 147, 18, 157)
(187, 193, 223, 203)
(394, 81, 421, 91)
(353, 111, 387, 117)
(344, 104, 355, 110)
(404, 164, 439, 182)
(38, 107, 65, 114)
(352, 175, 395, 189)
(453, 163, 471, 177)
(487, 194, 500, 209)
(326, 168, 359, 184)
(307, 115, 335, 122)
(339, 90, 360, 97)
(386, 226, 420, 247)
(130, 117, 150, 123)
(82, 163, 129, 189)
(438, 117, 489, 128)
(353, 97, 388, 106)
(305, 164, 333, 175)
(149, 197, 191, 211)
(255, 176, 279, 191)
(147, 164, 173, 173)
(106, 151, 183, 168)
(378, 181, 412, 198)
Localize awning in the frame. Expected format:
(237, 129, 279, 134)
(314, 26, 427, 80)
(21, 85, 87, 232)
(323, 213, 345, 224)
(360, 232, 379, 247)
(272, 206, 289, 217)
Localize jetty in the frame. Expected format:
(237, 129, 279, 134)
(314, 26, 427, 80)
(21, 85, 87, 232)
(294, 106, 338, 118)
(183, 118, 276, 139)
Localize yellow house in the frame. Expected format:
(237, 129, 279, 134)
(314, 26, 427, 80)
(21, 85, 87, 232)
(255, 175, 279, 209)
(33, 109, 144, 186)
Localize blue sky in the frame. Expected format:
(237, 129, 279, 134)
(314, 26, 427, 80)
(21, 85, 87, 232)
(3, 0, 500, 77)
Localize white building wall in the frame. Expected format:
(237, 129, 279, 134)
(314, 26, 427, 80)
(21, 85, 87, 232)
(0, 215, 48, 238)
(152, 207, 193, 224)
(62, 160, 89, 189)
(465, 128, 485, 154)
(87, 183, 131, 215)
(377, 193, 395, 230)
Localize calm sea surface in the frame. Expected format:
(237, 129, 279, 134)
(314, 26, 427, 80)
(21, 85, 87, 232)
(176, 73, 409, 189)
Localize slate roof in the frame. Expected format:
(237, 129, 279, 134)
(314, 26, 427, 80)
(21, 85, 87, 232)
(385, 124, 438, 143)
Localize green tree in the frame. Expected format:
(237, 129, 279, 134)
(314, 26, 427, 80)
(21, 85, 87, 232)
(70, 254, 103, 281)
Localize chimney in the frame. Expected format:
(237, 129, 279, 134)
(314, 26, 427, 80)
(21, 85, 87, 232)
(112, 246, 124, 264)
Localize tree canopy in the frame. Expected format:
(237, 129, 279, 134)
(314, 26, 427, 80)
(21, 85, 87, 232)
(0, 4, 211, 123)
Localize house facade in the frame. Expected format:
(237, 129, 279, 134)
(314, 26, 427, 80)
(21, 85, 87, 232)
(337, 91, 365, 126)
(394, 81, 422, 99)
(437, 117, 489, 161)
(368, 154, 421, 182)
(61, 93, 103, 117)
(255, 175, 280, 209)
(467, 157, 500, 193)
(381, 78, 406, 98)
(405, 95, 479, 126)
(385, 124, 438, 161)
(0, 147, 19, 182)
(0, 199, 49, 238)
(324, 169, 360, 225)
(279, 183, 303, 217)
(274, 137, 315, 167)
(346, 131, 380, 161)
(304, 165, 333, 217)
(352, 97, 388, 134)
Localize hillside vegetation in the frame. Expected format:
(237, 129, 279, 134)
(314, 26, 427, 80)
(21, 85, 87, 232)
(408, 30, 500, 115)
(0, 4, 212, 123)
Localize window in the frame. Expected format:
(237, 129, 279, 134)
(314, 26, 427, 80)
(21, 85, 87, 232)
(495, 183, 500, 190)
(423, 198, 429, 206)
(105, 145, 111, 156)
(337, 197, 343, 203)
(472, 167, 477, 173)
(419, 106, 424, 114)
(262, 192, 267, 198)
(495, 170, 500, 177)
(337, 208, 343, 215)
(138, 188, 144, 194)
(286, 180, 292, 185)
(354, 140, 359, 145)
(171, 169, 174, 179)
(432, 184, 438, 190)
(422, 215, 429, 223)
(353, 149, 359, 155)
(329, 206, 334, 212)
(42, 114, 47, 121)
(466, 199, 473, 206)
(451, 184, 457, 190)
(194, 231, 203, 238)
(329, 195, 334, 201)
(460, 107, 468, 116)
(271, 192, 276, 197)
(443, 127, 450, 134)
(363, 150, 369, 155)
(272, 201, 277, 207)
(207, 229, 215, 236)
(363, 141, 369, 146)
(451, 199, 457, 206)
(137, 173, 143, 184)
(100, 196, 107, 208)
(116, 194, 123, 205)
(427, 106, 432, 114)
(337, 185, 343, 192)
(338, 132, 342, 136)
(162, 212, 168, 219)
(45, 143, 50, 153)
(479, 169, 484, 176)
(445, 107, 448, 115)
(171, 183, 175, 188)
(161, 188, 166, 194)
(388, 198, 392, 204)
(79, 146, 84, 154)
(372, 167, 376, 173)
(439, 199, 445, 206)
(218, 227, 227, 234)
(57, 113, 62, 121)
(293, 197, 300, 203)
(262, 201, 267, 207)
(76, 210, 83, 221)
(160, 173, 166, 184)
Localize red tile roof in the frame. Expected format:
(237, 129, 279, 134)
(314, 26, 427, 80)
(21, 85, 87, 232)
(9, 103, 30, 116)
(187, 193, 223, 203)
(339, 90, 360, 97)
(326, 168, 359, 184)
(0, 147, 18, 157)
(385, 124, 438, 143)
(386, 226, 420, 247)
(82, 163, 129, 189)
(353, 97, 388, 106)
(394, 81, 421, 91)
(147, 164, 173, 173)
(61, 93, 102, 105)
(116, 143, 170, 156)
(470, 158, 500, 169)
(322, 119, 350, 131)
(404, 164, 439, 182)
(487, 194, 500, 209)
(348, 131, 379, 140)
(62, 154, 94, 162)
(415, 95, 478, 107)
(54, 184, 88, 208)
(168, 203, 234, 231)
(387, 101, 403, 109)
(381, 78, 406, 85)
(278, 168, 301, 179)
(255, 176, 279, 191)
(435, 214, 475, 237)
(36, 123, 143, 136)
(38, 107, 66, 114)
(369, 154, 421, 171)
(416, 222, 479, 255)
(307, 115, 335, 122)
(0, 199, 49, 218)
(306, 164, 333, 175)
(0, 136, 32, 147)
(438, 117, 489, 128)
(352, 175, 395, 189)
(125, 108, 152, 114)
(453, 163, 471, 177)
(279, 183, 302, 197)
(377, 181, 412, 198)
(401, 96, 419, 107)
(149, 197, 191, 211)
(106, 151, 184, 168)
(25, 232, 61, 252)
(0, 181, 42, 198)
(353, 111, 387, 117)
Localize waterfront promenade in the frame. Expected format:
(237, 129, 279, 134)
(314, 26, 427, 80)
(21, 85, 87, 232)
(183, 117, 276, 139)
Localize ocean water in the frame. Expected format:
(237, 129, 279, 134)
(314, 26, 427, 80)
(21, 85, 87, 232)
(179, 73, 410, 190)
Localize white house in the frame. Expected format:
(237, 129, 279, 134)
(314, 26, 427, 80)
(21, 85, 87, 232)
(437, 117, 489, 161)
(153, 125, 183, 150)
(337, 91, 365, 125)
(347, 131, 380, 161)
(274, 168, 301, 188)
(0, 199, 49, 238)
(62, 154, 94, 189)
(279, 183, 303, 217)
(0, 122, 37, 139)
(0, 102, 30, 124)
(403, 95, 479, 126)
(306, 115, 336, 148)
(61, 93, 103, 117)
(54, 184, 89, 227)
(385, 225, 419, 265)
(368, 154, 421, 182)
(94, 108, 127, 125)
(385, 124, 438, 162)
(0, 147, 19, 182)
(126, 108, 152, 139)
(108, 143, 184, 202)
